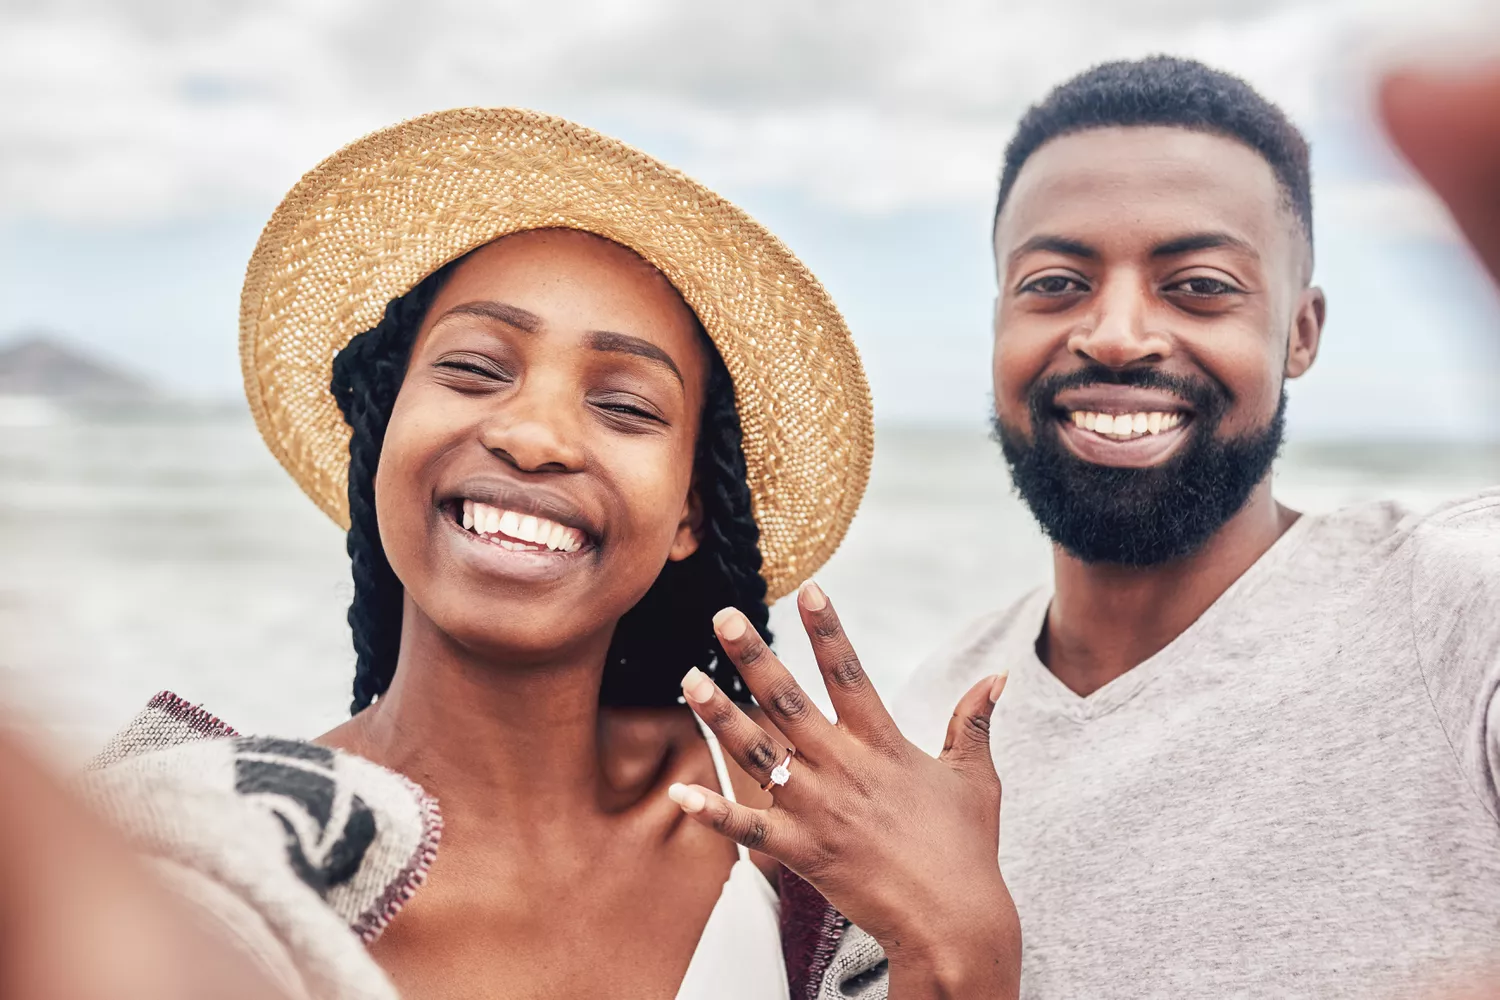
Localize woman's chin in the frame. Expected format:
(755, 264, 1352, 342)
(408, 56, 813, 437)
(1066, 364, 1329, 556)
(408, 576, 632, 671)
(420, 611, 604, 669)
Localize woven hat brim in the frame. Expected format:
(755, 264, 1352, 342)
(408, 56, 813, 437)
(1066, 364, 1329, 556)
(240, 107, 873, 601)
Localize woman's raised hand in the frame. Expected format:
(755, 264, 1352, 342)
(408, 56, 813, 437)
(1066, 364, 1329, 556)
(668, 582, 1021, 999)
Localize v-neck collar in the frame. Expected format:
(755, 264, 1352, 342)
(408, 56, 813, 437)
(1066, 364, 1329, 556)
(1008, 512, 1319, 722)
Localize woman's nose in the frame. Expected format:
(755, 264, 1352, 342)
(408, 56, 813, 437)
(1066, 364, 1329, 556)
(477, 382, 586, 474)
(1067, 278, 1172, 369)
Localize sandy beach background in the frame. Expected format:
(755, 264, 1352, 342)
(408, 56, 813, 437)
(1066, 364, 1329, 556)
(3, 399, 1497, 762)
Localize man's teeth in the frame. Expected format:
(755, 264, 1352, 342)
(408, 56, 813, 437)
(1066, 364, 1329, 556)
(459, 500, 585, 552)
(1068, 411, 1185, 440)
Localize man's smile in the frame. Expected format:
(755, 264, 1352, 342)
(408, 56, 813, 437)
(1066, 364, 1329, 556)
(1049, 384, 1197, 468)
(1065, 409, 1184, 439)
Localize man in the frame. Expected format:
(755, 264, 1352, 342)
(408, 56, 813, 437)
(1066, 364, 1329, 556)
(884, 56, 1500, 998)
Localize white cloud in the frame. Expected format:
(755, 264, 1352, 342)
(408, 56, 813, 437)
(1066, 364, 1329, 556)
(2, 0, 1496, 223)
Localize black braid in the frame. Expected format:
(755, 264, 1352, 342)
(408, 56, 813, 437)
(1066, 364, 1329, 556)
(331, 265, 453, 715)
(598, 356, 771, 707)
(332, 266, 771, 714)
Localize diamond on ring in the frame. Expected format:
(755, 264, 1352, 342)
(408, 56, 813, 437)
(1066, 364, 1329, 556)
(762, 747, 795, 791)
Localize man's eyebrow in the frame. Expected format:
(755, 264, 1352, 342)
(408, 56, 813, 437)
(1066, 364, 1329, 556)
(588, 330, 683, 385)
(1008, 235, 1099, 265)
(441, 300, 544, 332)
(1151, 232, 1259, 259)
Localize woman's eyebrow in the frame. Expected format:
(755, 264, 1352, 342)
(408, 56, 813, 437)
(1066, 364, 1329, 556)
(588, 330, 683, 385)
(432, 302, 684, 384)
(441, 300, 544, 332)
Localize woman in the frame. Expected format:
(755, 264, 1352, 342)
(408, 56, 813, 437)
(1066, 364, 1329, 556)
(317, 226, 796, 998)
(88, 108, 1019, 999)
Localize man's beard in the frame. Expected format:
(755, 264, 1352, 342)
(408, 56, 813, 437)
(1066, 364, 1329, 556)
(992, 368, 1286, 567)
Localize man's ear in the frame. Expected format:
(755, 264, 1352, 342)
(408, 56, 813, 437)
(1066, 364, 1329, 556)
(668, 484, 704, 562)
(1285, 286, 1326, 380)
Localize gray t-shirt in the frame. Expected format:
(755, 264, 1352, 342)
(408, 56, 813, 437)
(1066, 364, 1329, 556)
(891, 490, 1500, 998)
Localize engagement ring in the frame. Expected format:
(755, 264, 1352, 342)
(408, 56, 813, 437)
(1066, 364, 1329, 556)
(763, 748, 796, 791)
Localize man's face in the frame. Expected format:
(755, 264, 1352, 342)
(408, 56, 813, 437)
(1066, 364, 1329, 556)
(991, 126, 1324, 566)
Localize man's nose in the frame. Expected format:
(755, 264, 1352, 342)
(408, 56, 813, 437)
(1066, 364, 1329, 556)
(478, 378, 587, 473)
(1067, 276, 1172, 369)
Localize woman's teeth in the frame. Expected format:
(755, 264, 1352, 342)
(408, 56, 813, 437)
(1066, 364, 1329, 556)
(1068, 410, 1185, 440)
(460, 500, 585, 553)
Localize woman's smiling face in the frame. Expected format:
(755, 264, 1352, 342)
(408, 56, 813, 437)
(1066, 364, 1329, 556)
(374, 229, 711, 663)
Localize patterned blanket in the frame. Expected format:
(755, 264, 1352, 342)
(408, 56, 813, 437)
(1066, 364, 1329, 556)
(82, 692, 439, 1000)
(82, 692, 875, 999)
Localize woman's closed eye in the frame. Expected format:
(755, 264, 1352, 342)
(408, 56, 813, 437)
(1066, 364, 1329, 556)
(591, 391, 667, 429)
(433, 353, 515, 388)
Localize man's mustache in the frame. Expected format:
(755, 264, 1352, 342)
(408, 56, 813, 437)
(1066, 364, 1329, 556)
(1026, 365, 1229, 418)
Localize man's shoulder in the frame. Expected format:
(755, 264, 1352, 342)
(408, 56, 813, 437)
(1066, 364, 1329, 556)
(1309, 488, 1500, 572)
(1286, 488, 1500, 578)
(894, 589, 1048, 749)
(929, 591, 1047, 672)
(1404, 488, 1500, 548)
(1394, 489, 1500, 618)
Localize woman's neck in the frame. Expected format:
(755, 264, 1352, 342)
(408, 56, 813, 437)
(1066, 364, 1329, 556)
(333, 595, 625, 828)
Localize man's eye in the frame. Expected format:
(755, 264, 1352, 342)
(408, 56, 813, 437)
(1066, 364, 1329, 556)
(1022, 275, 1086, 295)
(1170, 277, 1238, 296)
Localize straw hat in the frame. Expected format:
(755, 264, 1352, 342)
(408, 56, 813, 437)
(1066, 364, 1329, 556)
(240, 107, 873, 601)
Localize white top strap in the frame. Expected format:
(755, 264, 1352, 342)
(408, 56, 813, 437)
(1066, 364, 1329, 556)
(692, 711, 751, 863)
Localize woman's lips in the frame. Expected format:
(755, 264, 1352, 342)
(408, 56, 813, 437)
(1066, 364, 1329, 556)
(441, 500, 593, 583)
(1055, 410, 1193, 468)
(459, 499, 587, 553)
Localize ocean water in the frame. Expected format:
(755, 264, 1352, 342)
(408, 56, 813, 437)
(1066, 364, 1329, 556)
(3, 401, 1498, 761)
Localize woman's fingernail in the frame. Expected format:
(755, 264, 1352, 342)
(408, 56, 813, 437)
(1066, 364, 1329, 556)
(713, 607, 747, 641)
(668, 782, 707, 814)
(799, 580, 827, 611)
(989, 672, 1009, 704)
(680, 667, 716, 704)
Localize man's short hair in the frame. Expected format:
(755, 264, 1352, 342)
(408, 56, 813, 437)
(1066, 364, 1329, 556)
(995, 56, 1313, 246)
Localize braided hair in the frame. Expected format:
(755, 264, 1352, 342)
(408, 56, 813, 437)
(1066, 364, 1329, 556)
(330, 260, 771, 715)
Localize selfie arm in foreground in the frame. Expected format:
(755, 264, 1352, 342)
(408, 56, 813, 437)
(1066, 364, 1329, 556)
(1381, 61, 1500, 285)
(0, 722, 295, 1000)
(1378, 55, 1500, 1000)
(669, 581, 1021, 1000)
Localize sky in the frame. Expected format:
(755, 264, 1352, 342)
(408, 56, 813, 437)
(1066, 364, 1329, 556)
(2, 0, 1499, 439)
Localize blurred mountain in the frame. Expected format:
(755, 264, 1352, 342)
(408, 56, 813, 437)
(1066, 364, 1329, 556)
(0, 331, 155, 399)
